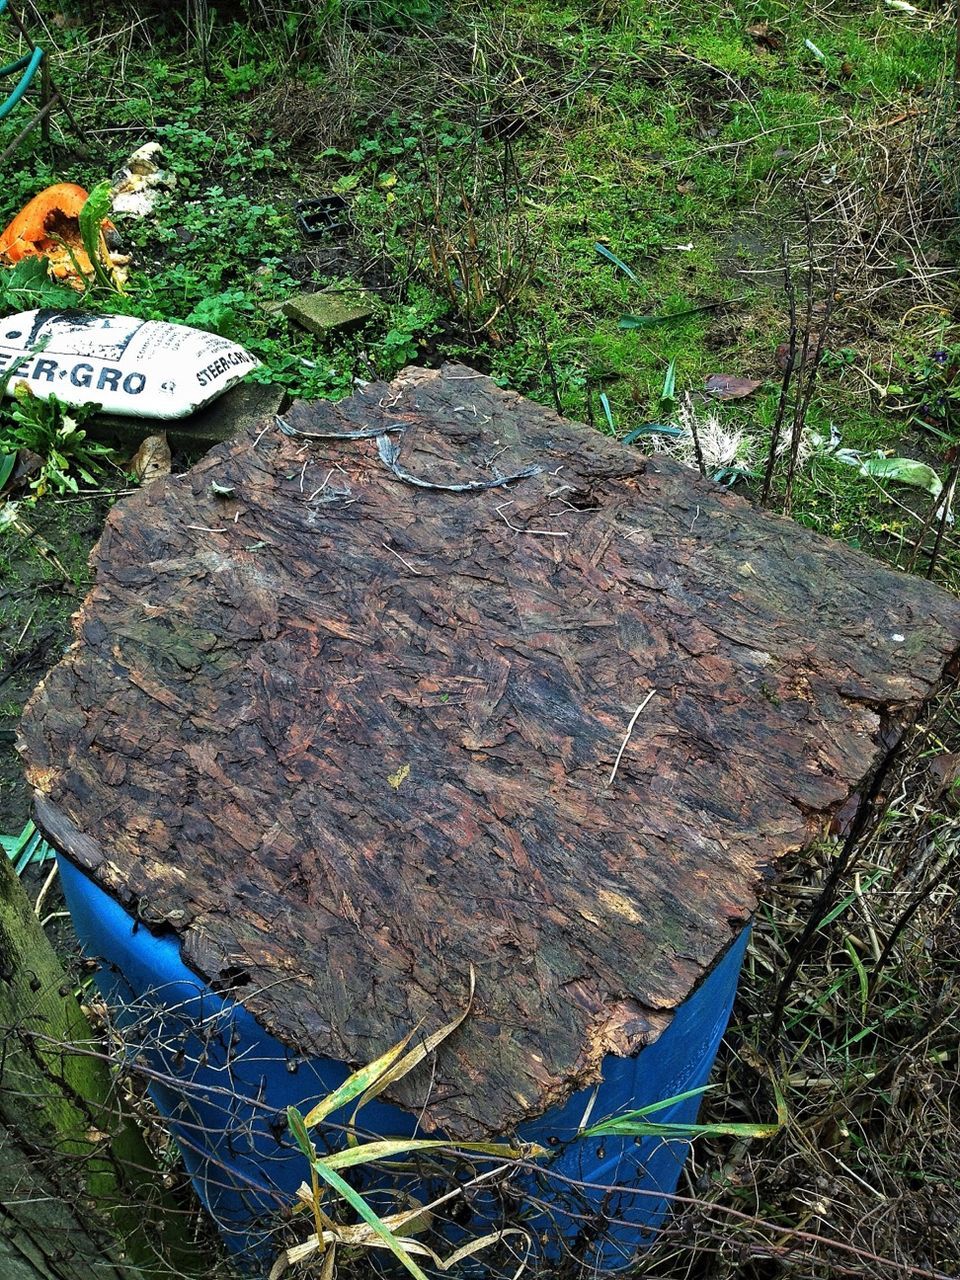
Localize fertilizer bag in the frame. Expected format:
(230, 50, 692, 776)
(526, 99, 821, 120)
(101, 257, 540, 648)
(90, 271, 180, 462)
(0, 310, 261, 419)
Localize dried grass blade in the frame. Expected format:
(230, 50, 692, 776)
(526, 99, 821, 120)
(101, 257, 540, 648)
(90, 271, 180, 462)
(350, 966, 476, 1117)
(322, 1136, 543, 1171)
(302, 1028, 418, 1126)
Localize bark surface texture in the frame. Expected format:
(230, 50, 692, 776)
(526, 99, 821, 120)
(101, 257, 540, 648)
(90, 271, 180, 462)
(19, 364, 960, 1139)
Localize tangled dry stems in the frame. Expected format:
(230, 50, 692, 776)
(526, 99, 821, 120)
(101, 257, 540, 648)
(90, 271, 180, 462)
(628, 690, 960, 1280)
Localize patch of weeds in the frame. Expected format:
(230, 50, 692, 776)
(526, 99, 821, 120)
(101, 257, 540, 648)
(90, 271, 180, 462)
(668, 702, 960, 1280)
(0, 388, 115, 498)
(370, 286, 449, 376)
(0, 0, 946, 534)
(0, 259, 81, 313)
(184, 289, 259, 340)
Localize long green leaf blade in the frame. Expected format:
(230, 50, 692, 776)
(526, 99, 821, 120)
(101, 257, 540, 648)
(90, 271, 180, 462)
(584, 1117, 781, 1139)
(595, 243, 638, 281)
(621, 425, 684, 443)
(580, 1085, 711, 1137)
(599, 393, 615, 432)
(287, 1106, 317, 1161)
(312, 1159, 431, 1280)
(662, 356, 677, 402)
(302, 1029, 417, 1126)
(582, 1081, 785, 1142)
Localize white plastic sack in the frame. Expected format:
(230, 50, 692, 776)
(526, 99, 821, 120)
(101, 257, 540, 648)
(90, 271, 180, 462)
(0, 309, 261, 419)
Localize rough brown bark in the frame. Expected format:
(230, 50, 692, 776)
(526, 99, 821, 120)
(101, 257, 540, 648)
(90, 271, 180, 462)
(18, 364, 960, 1140)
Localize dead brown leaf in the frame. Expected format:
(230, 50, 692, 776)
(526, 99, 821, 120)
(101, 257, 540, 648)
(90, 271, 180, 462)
(930, 752, 960, 810)
(9, 449, 42, 490)
(775, 333, 822, 373)
(746, 20, 785, 51)
(705, 374, 763, 400)
(130, 434, 171, 486)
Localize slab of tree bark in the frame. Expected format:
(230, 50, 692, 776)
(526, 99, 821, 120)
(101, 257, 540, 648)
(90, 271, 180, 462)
(18, 364, 960, 1139)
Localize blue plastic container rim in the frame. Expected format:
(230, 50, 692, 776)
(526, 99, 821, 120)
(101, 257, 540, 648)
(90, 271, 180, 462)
(56, 850, 752, 1273)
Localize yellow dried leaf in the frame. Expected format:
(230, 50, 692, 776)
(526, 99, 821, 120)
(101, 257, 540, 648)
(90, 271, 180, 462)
(388, 763, 410, 790)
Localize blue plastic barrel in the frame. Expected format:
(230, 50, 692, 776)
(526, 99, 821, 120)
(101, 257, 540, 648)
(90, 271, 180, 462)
(58, 853, 749, 1275)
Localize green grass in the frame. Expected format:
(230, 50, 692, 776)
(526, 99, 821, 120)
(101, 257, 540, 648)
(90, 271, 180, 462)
(0, 0, 949, 576)
(0, 7, 948, 603)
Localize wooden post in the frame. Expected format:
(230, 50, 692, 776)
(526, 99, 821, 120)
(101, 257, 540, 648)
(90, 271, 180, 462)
(0, 854, 205, 1278)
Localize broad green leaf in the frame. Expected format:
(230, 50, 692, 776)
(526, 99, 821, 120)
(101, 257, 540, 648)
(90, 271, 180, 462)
(859, 456, 943, 498)
(0, 453, 15, 493)
(311, 1159, 431, 1280)
(595, 243, 637, 281)
(0, 258, 80, 312)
